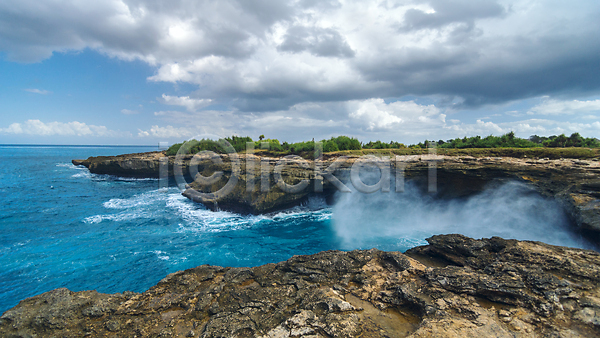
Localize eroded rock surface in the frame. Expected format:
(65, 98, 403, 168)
(2, 235, 600, 337)
(72, 151, 167, 178)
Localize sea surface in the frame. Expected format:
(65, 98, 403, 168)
(0, 145, 595, 313)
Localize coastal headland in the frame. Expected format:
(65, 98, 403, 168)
(72, 150, 600, 241)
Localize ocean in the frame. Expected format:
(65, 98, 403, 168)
(0, 145, 593, 313)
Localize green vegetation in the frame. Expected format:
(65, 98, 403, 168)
(415, 132, 600, 149)
(362, 140, 406, 149)
(433, 132, 541, 149)
(165, 136, 251, 156)
(165, 132, 600, 159)
(531, 133, 600, 148)
(328, 147, 600, 159)
(167, 135, 362, 157)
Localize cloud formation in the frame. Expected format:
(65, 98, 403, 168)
(277, 26, 355, 58)
(1, 0, 599, 143)
(137, 125, 195, 138)
(24, 88, 51, 95)
(527, 98, 600, 116)
(121, 109, 140, 115)
(160, 94, 213, 112)
(348, 99, 442, 131)
(2, 0, 599, 112)
(0, 119, 123, 137)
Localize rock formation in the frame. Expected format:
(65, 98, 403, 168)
(72, 151, 167, 178)
(2, 234, 599, 337)
(72, 152, 600, 239)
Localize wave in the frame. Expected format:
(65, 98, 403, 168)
(166, 193, 261, 232)
(71, 172, 92, 179)
(103, 191, 161, 209)
(152, 250, 170, 261)
(56, 163, 86, 169)
(85, 187, 330, 234)
(83, 211, 155, 224)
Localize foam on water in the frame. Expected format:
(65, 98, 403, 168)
(104, 191, 158, 209)
(71, 171, 92, 178)
(166, 192, 264, 232)
(56, 163, 85, 169)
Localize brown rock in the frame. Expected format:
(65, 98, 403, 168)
(2, 235, 600, 337)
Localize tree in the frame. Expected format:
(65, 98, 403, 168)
(259, 134, 265, 141)
(568, 133, 583, 147)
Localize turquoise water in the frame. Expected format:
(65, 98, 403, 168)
(0, 145, 343, 313)
(0, 145, 594, 314)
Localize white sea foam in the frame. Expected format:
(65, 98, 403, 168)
(71, 172, 92, 179)
(56, 163, 84, 169)
(113, 177, 158, 182)
(166, 193, 256, 232)
(152, 250, 170, 261)
(83, 215, 104, 224)
(104, 193, 155, 209)
(83, 210, 154, 224)
(85, 186, 330, 233)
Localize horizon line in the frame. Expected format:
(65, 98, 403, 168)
(0, 143, 159, 147)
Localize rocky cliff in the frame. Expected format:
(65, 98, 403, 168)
(72, 151, 167, 178)
(73, 152, 600, 239)
(2, 234, 599, 337)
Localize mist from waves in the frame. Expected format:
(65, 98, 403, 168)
(331, 179, 594, 251)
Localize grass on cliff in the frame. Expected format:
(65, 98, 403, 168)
(166, 132, 600, 160)
(326, 147, 600, 159)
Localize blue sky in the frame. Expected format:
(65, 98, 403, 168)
(1, 0, 599, 145)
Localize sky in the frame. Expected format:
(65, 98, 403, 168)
(1, 0, 599, 145)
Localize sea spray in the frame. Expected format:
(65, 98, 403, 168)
(331, 179, 593, 250)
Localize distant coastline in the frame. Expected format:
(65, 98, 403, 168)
(0, 144, 158, 147)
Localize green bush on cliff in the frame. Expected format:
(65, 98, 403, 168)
(166, 136, 253, 155)
(536, 133, 600, 148)
(165, 132, 600, 157)
(328, 136, 362, 151)
(430, 132, 541, 149)
(254, 139, 284, 152)
(415, 132, 599, 149)
(363, 140, 406, 149)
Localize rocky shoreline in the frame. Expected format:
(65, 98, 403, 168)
(72, 151, 600, 240)
(2, 234, 599, 337)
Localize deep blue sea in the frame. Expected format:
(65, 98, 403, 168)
(0, 145, 595, 314)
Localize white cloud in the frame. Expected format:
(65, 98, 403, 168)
(121, 109, 140, 115)
(137, 125, 196, 138)
(527, 98, 600, 115)
(160, 94, 212, 112)
(3, 0, 598, 112)
(348, 99, 442, 131)
(445, 119, 504, 136)
(443, 118, 600, 140)
(24, 88, 51, 95)
(0, 119, 123, 137)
